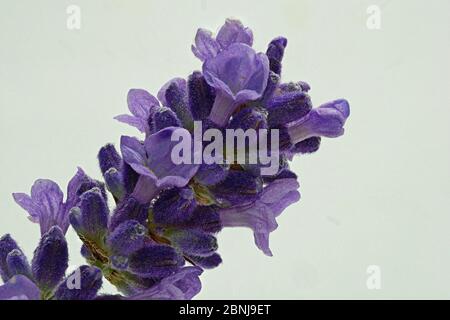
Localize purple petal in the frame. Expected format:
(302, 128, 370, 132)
(267, 190, 300, 217)
(14, 180, 66, 235)
(120, 136, 147, 168)
(219, 202, 278, 256)
(114, 114, 148, 133)
(191, 29, 220, 62)
(0, 275, 40, 300)
(143, 127, 199, 188)
(260, 178, 300, 205)
(127, 89, 159, 119)
(203, 44, 269, 97)
(12, 193, 40, 223)
(216, 19, 253, 50)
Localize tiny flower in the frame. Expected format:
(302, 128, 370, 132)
(31, 226, 69, 291)
(187, 71, 216, 121)
(6, 249, 32, 279)
(104, 167, 126, 201)
(98, 144, 122, 176)
(120, 127, 199, 203)
(158, 78, 193, 129)
(13, 168, 96, 235)
(115, 89, 160, 134)
(0, 234, 20, 282)
(281, 99, 350, 146)
(72, 188, 109, 240)
(203, 43, 269, 127)
(266, 37, 288, 75)
(192, 19, 253, 62)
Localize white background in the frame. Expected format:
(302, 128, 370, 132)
(1, 0, 449, 299)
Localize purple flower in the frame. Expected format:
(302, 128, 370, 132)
(219, 178, 300, 256)
(115, 89, 160, 134)
(31, 226, 69, 291)
(12, 168, 92, 235)
(187, 71, 216, 121)
(0, 234, 20, 282)
(283, 99, 350, 145)
(6, 249, 32, 280)
(203, 43, 269, 127)
(120, 127, 199, 203)
(128, 266, 203, 300)
(192, 19, 253, 62)
(70, 187, 109, 241)
(266, 37, 288, 75)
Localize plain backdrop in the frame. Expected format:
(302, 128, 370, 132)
(1, 0, 449, 299)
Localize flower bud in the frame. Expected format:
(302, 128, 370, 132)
(32, 226, 68, 290)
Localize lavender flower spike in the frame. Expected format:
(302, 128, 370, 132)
(1, 18, 350, 300)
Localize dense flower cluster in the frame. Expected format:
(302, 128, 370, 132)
(0, 19, 349, 300)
